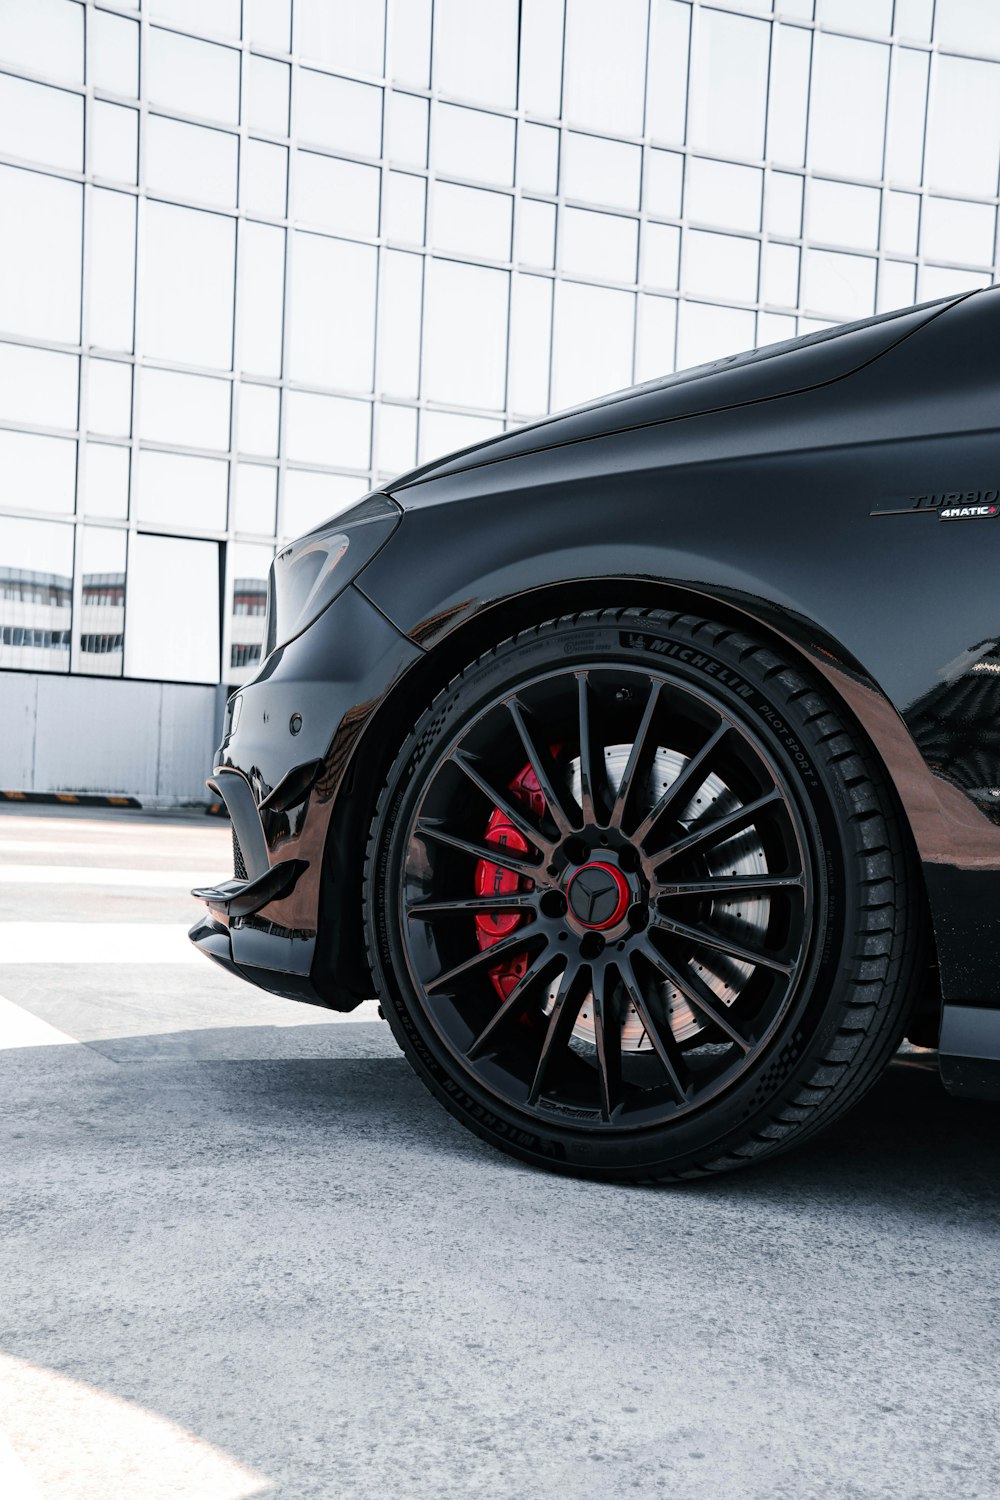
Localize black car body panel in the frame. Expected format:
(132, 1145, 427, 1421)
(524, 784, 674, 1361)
(191, 285, 1000, 1096)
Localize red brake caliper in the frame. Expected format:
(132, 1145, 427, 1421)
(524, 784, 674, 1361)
(474, 760, 549, 1001)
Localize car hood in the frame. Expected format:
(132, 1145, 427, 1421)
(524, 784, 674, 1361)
(387, 291, 972, 500)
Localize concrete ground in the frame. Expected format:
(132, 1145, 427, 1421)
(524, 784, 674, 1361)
(0, 806, 998, 1500)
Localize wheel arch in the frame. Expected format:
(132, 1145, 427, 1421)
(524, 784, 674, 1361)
(319, 576, 939, 1030)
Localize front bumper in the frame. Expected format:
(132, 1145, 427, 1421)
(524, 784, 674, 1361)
(188, 582, 422, 1006)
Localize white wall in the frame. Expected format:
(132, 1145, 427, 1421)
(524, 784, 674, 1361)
(0, 672, 220, 805)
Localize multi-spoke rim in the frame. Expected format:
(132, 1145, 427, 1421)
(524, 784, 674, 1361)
(397, 663, 818, 1132)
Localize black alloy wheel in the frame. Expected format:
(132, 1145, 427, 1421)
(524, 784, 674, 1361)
(365, 610, 923, 1180)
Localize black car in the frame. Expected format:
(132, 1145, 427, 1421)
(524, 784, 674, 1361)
(192, 285, 1000, 1181)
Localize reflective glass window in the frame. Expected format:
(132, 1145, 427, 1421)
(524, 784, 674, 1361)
(763, 243, 800, 306)
(519, 0, 563, 117)
(877, 260, 917, 314)
(646, 0, 690, 145)
(643, 222, 680, 290)
(296, 152, 380, 238)
(142, 202, 236, 369)
(0, 166, 82, 344)
(246, 55, 290, 138)
(563, 0, 647, 138)
(90, 10, 139, 97)
(802, 247, 876, 319)
(757, 311, 798, 346)
(434, 0, 518, 110)
(920, 265, 991, 300)
(76, 525, 126, 677)
(390, 0, 432, 88)
(297, 70, 382, 157)
(508, 273, 552, 414)
(0, 429, 76, 514)
(686, 159, 762, 233)
(0, 515, 73, 674)
(677, 300, 755, 369)
(136, 449, 229, 532)
(245, 0, 291, 51)
(87, 360, 132, 437)
(0, 343, 77, 430)
(0, 74, 83, 172)
(288, 232, 377, 392)
(635, 293, 677, 383)
(808, 34, 889, 181)
(689, 9, 770, 161)
(767, 22, 811, 167)
(561, 208, 638, 283)
(387, 91, 429, 168)
(378, 249, 422, 398)
(882, 191, 919, 257)
(808, 180, 880, 251)
(285, 390, 371, 470)
(146, 116, 238, 206)
(766, 172, 803, 238)
(423, 259, 509, 410)
(146, 28, 241, 127)
(140, 368, 231, 450)
(124, 533, 220, 684)
(297, 0, 386, 77)
(281, 469, 362, 539)
(817, 0, 892, 33)
(242, 139, 288, 219)
(377, 403, 418, 475)
(0, 0, 83, 84)
(517, 199, 556, 268)
(233, 462, 277, 534)
(151, 0, 241, 38)
(238, 223, 285, 376)
(434, 103, 515, 186)
(238, 383, 280, 458)
(684, 230, 759, 304)
(91, 102, 138, 184)
(645, 150, 683, 219)
(420, 410, 503, 463)
(87, 187, 134, 351)
(518, 123, 559, 196)
(921, 199, 996, 268)
(885, 48, 928, 185)
(935, 0, 1000, 56)
(384, 171, 426, 243)
(562, 134, 641, 212)
(551, 281, 633, 409)
(81, 442, 129, 519)
(227, 540, 272, 679)
(925, 56, 1000, 200)
(433, 182, 512, 261)
(894, 0, 932, 41)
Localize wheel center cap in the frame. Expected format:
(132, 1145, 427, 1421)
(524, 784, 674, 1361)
(566, 862, 632, 931)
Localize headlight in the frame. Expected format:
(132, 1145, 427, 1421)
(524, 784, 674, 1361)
(264, 492, 402, 655)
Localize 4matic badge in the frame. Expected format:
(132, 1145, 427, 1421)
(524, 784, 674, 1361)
(871, 488, 1000, 521)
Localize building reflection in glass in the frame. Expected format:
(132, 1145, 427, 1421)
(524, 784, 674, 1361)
(0, 515, 73, 672)
(229, 542, 273, 682)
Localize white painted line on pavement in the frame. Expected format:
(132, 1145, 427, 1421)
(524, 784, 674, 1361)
(0, 994, 77, 1050)
(0, 923, 202, 964)
(0, 839, 227, 858)
(0, 865, 208, 889)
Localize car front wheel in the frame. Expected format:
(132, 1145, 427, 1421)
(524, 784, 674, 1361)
(365, 609, 923, 1180)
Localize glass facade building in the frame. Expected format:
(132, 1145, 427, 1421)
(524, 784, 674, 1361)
(0, 0, 998, 792)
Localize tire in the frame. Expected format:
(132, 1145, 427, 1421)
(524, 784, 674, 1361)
(364, 609, 923, 1181)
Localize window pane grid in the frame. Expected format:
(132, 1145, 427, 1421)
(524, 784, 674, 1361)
(0, 0, 997, 685)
